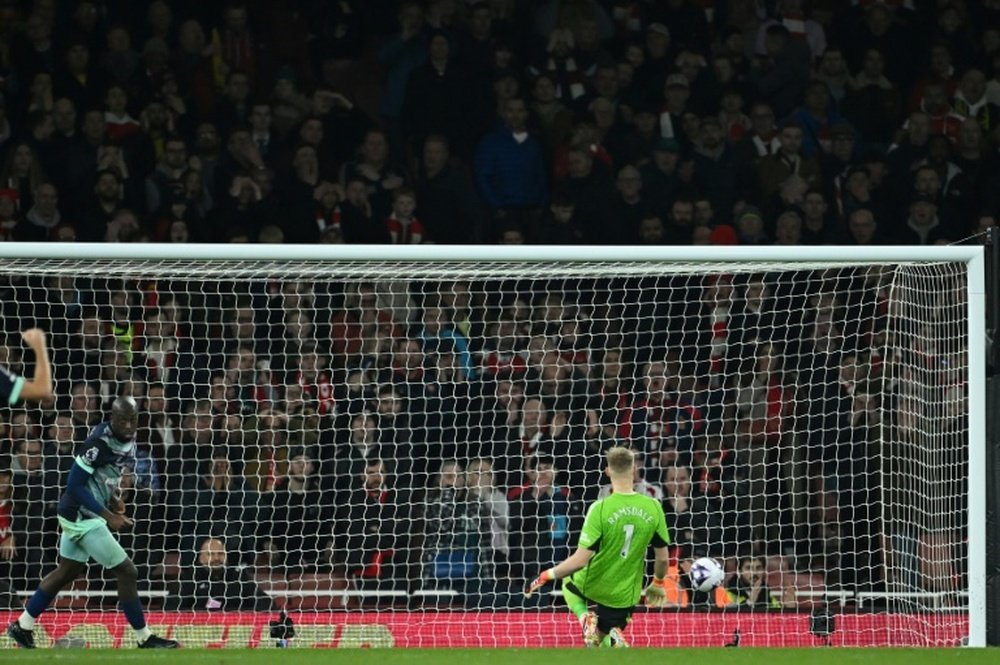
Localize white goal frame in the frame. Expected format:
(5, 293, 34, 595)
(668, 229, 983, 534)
(0, 242, 986, 648)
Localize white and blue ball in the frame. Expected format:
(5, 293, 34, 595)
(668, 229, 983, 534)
(689, 557, 725, 592)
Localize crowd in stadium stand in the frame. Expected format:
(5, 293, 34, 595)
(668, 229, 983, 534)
(0, 0, 987, 610)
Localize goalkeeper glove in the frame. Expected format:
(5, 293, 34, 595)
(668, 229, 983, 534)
(524, 568, 556, 598)
(644, 576, 668, 607)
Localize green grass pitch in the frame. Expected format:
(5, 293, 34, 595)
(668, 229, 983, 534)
(2, 649, 999, 665)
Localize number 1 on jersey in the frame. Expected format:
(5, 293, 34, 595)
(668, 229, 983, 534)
(620, 523, 635, 558)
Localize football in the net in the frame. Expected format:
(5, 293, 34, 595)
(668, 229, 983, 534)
(689, 557, 725, 592)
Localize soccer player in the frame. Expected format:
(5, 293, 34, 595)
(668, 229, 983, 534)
(0, 328, 54, 405)
(6, 397, 180, 649)
(525, 446, 671, 648)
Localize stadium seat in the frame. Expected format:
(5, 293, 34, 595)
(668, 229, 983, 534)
(51, 579, 92, 610)
(283, 573, 355, 611)
(254, 574, 290, 611)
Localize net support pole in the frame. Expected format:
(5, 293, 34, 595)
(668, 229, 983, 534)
(968, 247, 987, 647)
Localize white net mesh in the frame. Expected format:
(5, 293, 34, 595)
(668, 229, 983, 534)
(0, 254, 972, 648)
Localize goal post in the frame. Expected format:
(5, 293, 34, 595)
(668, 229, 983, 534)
(0, 242, 987, 648)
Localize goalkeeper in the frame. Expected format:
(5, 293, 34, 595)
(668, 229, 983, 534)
(525, 446, 670, 648)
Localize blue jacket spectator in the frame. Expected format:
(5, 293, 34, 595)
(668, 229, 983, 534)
(474, 98, 548, 211)
(378, 2, 428, 120)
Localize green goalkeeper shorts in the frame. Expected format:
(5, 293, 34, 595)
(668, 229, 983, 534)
(58, 516, 128, 569)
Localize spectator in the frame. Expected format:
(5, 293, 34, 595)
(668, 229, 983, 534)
(20, 183, 60, 242)
(102, 84, 140, 145)
(421, 461, 488, 599)
(0, 143, 46, 211)
(145, 136, 188, 214)
(334, 459, 405, 589)
(662, 464, 697, 560)
(733, 102, 780, 167)
(137, 382, 178, 468)
(659, 74, 692, 146)
(814, 47, 850, 104)
(385, 186, 424, 244)
(401, 30, 473, 158)
(54, 39, 106, 111)
(415, 135, 485, 244)
(166, 536, 274, 611)
(791, 81, 844, 158)
(267, 448, 333, 575)
(800, 189, 834, 244)
(757, 121, 822, 210)
(640, 138, 682, 212)
(726, 556, 783, 609)
(842, 48, 901, 145)
(0, 467, 19, 587)
(67, 382, 101, 436)
(735, 207, 767, 245)
(954, 119, 989, 202)
(631, 21, 671, 93)
(845, 208, 881, 246)
(508, 456, 573, 581)
(178, 452, 264, 565)
(339, 129, 406, 223)
(754, 0, 826, 61)
(534, 189, 584, 245)
(751, 24, 811, 118)
(609, 165, 647, 243)
(919, 81, 964, 143)
(530, 73, 575, 162)
(215, 3, 258, 89)
(717, 87, 751, 144)
(896, 192, 951, 245)
(693, 116, 748, 222)
(0, 189, 20, 242)
(379, 2, 428, 142)
(417, 304, 474, 380)
(466, 458, 511, 578)
(474, 97, 548, 213)
(312, 89, 372, 168)
(952, 69, 1000, 133)
(78, 168, 126, 242)
(8, 438, 54, 581)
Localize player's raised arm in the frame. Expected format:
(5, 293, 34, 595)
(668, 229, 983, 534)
(16, 328, 54, 404)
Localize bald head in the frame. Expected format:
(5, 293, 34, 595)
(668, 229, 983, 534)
(111, 395, 138, 441)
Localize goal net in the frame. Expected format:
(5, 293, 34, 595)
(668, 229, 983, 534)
(0, 246, 983, 648)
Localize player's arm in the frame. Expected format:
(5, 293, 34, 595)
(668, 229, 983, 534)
(525, 500, 603, 597)
(525, 547, 595, 597)
(17, 328, 54, 403)
(66, 458, 132, 530)
(644, 501, 673, 606)
(644, 546, 671, 606)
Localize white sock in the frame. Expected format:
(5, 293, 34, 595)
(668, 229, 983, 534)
(18, 611, 36, 630)
(135, 627, 152, 643)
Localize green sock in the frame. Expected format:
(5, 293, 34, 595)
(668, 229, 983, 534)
(600, 635, 612, 647)
(561, 584, 589, 621)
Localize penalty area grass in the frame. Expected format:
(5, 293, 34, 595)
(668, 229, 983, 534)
(1, 649, 1000, 665)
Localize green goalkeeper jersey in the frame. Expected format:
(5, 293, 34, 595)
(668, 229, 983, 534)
(567, 492, 670, 609)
